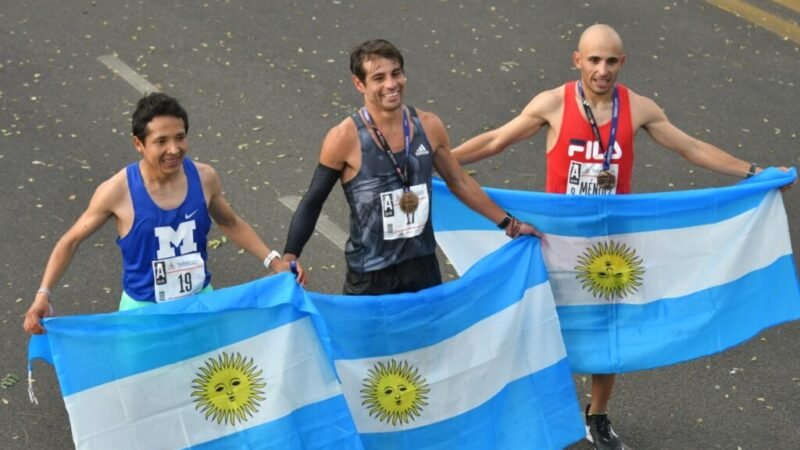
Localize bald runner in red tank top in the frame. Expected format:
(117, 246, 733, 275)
(452, 24, 794, 450)
(546, 81, 634, 195)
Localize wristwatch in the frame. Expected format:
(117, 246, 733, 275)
(496, 212, 514, 230)
(263, 250, 281, 270)
(746, 163, 759, 178)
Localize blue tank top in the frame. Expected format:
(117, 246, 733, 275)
(117, 159, 212, 301)
(342, 107, 437, 272)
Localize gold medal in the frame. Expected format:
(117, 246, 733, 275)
(597, 170, 617, 190)
(399, 191, 419, 213)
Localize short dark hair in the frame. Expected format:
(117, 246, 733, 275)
(131, 92, 189, 141)
(349, 39, 404, 83)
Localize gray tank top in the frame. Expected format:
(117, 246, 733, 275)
(342, 107, 437, 272)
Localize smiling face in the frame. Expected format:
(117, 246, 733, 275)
(352, 56, 406, 113)
(207, 371, 250, 410)
(133, 115, 188, 178)
(361, 359, 430, 426)
(573, 24, 626, 98)
(191, 352, 266, 426)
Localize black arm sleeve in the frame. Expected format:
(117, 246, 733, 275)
(284, 163, 342, 257)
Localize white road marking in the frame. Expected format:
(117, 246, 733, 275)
(97, 55, 159, 94)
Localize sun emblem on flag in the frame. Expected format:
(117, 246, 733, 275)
(575, 240, 645, 301)
(360, 359, 430, 426)
(190, 351, 266, 425)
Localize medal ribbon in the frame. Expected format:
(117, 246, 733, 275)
(577, 81, 618, 171)
(361, 107, 412, 191)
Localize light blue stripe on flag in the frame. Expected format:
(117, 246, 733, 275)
(358, 361, 579, 450)
(189, 396, 360, 450)
(307, 241, 550, 359)
(559, 254, 799, 372)
(433, 167, 794, 236)
(308, 237, 585, 449)
(29, 275, 308, 396)
(28, 274, 362, 450)
(432, 168, 800, 374)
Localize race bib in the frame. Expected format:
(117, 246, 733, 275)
(566, 161, 619, 195)
(152, 252, 206, 302)
(379, 183, 429, 240)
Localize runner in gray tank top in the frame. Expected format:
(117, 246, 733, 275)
(283, 39, 541, 295)
(343, 106, 436, 274)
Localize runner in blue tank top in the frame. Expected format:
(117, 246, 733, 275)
(283, 39, 540, 295)
(118, 157, 212, 303)
(23, 93, 304, 334)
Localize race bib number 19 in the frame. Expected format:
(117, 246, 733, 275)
(152, 252, 206, 302)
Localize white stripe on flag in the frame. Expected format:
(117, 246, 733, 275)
(335, 282, 566, 433)
(544, 190, 790, 305)
(438, 191, 790, 306)
(65, 317, 340, 450)
(435, 231, 509, 275)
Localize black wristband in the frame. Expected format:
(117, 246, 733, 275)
(284, 163, 341, 256)
(497, 213, 513, 230)
(746, 163, 758, 178)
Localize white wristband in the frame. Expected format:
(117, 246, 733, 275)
(263, 250, 281, 270)
(37, 287, 52, 302)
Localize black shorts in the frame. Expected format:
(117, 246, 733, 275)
(343, 253, 442, 295)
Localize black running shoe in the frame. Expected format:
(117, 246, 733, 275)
(585, 404, 630, 450)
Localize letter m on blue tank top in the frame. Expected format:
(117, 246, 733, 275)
(154, 221, 198, 259)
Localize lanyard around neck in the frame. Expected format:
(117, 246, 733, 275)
(361, 107, 412, 189)
(577, 81, 618, 171)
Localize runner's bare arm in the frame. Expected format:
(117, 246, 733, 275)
(200, 163, 302, 281)
(23, 174, 123, 334)
(635, 93, 757, 178)
(318, 119, 360, 181)
(452, 88, 561, 165)
(423, 110, 541, 237)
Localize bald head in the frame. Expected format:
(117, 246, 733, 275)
(573, 24, 626, 97)
(578, 24, 624, 54)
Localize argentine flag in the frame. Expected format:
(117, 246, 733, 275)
(28, 274, 362, 450)
(306, 237, 586, 449)
(433, 168, 800, 373)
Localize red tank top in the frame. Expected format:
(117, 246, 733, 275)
(546, 81, 634, 194)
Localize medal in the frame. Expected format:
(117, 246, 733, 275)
(577, 81, 620, 193)
(362, 107, 422, 210)
(399, 190, 419, 213)
(597, 170, 616, 190)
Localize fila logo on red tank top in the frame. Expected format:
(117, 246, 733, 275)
(565, 138, 624, 196)
(567, 138, 623, 162)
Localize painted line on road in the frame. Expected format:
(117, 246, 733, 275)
(278, 195, 347, 251)
(97, 55, 159, 94)
(706, 0, 800, 44)
(772, 0, 800, 14)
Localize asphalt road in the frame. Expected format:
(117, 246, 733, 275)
(1, 1, 798, 449)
